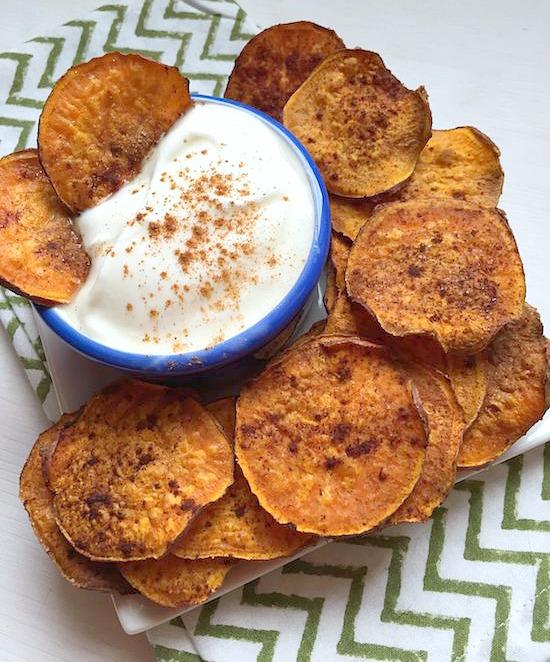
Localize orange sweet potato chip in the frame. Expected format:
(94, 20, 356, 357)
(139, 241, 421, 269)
(283, 49, 432, 197)
(46, 380, 233, 561)
(330, 195, 376, 241)
(395, 127, 504, 207)
(19, 414, 131, 593)
(447, 353, 488, 428)
(173, 398, 315, 560)
(38, 52, 191, 212)
(0, 150, 89, 305)
(458, 305, 548, 467)
(346, 200, 525, 354)
(225, 22, 345, 123)
(119, 556, 232, 608)
(236, 336, 427, 536)
(390, 365, 464, 523)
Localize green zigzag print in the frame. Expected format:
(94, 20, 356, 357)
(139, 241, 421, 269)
(180, 445, 550, 661)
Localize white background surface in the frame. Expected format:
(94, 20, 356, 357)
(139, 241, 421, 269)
(1, 0, 549, 660)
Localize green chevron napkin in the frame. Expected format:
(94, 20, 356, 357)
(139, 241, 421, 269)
(1, 2, 549, 661)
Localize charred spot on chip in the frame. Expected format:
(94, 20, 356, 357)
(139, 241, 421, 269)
(331, 423, 352, 443)
(288, 441, 298, 453)
(180, 499, 197, 512)
(324, 456, 342, 470)
(408, 265, 423, 277)
(233, 504, 246, 518)
(345, 440, 378, 458)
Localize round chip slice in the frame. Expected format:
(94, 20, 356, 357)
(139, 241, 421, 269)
(447, 353, 488, 428)
(225, 22, 345, 122)
(119, 556, 232, 608)
(347, 200, 525, 354)
(46, 380, 233, 561)
(395, 127, 504, 207)
(389, 365, 464, 523)
(458, 305, 548, 467)
(283, 49, 432, 197)
(38, 52, 191, 212)
(19, 415, 131, 593)
(173, 398, 314, 560)
(0, 150, 90, 305)
(236, 336, 428, 536)
(330, 195, 376, 241)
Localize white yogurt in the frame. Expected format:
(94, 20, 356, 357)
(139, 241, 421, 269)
(58, 100, 315, 355)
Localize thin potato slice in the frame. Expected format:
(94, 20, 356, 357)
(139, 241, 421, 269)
(0, 150, 90, 305)
(174, 398, 314, 560)
(330, 195, 376, 241)
(19, 415, 131, 593)
(458, 305, 548, 467)
(236, 336, 427, 536)
(38, 52, 191, 212)
(283, 49, 432, 197)
(447, 353, 488, 428)
(396, 127, 504, 207)
(119, 556, 232, 608)
(225, 22, 345, 122)
(390, 366, 464, 523)
(47, 380, 233, 561)
(347, 200, 525, 354)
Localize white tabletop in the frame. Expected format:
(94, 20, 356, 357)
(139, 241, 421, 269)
(1, 0, 549, 660)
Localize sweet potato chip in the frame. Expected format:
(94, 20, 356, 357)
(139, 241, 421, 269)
(46, 380, 233, 561)
(38, 52, 191, 212)
(458, 305, 548, 467)
(174, 398, 314, 560)
(346, 200, 525, 354)
(225, 22, 345, 122)
(236, 336, 427, 536)
(447, 353, 488, 428)
(324, 264, 338, 313)
(0, 150, 89, 305)
(325, 293, 446, 369)
(330, 231, 351, 292)
(283, 49, 432, 197)
(19, 415, 130, 593)
(396, 127, 504, 207)
(330, 195, 376, 241)
(390, 365, 464, 523)
(119, 556, 232, 608)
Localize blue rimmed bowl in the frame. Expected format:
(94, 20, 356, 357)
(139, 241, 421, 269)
(37, 94, 330, 379)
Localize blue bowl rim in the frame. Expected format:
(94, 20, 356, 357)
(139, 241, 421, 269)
(37, 94, 330, 375)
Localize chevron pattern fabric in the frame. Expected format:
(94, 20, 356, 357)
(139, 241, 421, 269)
(0, 2, 549, 661)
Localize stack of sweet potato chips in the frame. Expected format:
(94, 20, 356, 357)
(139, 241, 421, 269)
(4, 22, 547, 609)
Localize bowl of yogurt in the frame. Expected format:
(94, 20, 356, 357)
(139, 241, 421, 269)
(37, 95, 329, 377)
